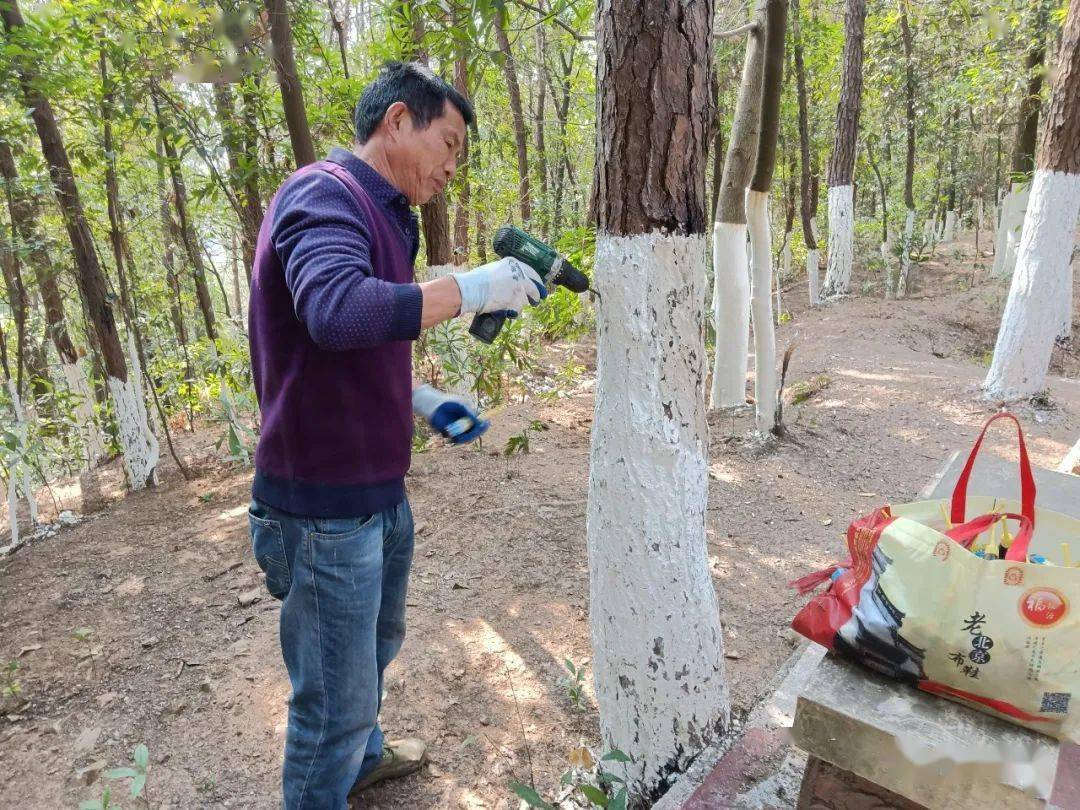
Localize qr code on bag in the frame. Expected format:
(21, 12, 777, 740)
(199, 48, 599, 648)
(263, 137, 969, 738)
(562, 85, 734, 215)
(1041, 692, 1071, 714)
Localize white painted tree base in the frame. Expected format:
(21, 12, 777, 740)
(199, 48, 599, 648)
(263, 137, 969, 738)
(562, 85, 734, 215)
(5, 379, 36, 528)
(897, 208, 916, 298)
(985, 170, 1080, 400)
(942, 209, 957, 243)
(109, 335, 159, 490)
(807, 248, 820, 306)
(709, 223, 751, 409)
(1059, 260, 1073, 342)
(747, 190, 777, 434)
(1059, 437, 1080, 475)
(992, 182, 1029, 277)
(62, 361, 106, 468)
(822, 185, 854, 299)
(588, 231, 728, 794)
(428, 263, 478, 407)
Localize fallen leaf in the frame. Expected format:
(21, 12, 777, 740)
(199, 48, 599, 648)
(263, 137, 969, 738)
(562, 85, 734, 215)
(17, 645, 41, 657)
(568, 746, 594, 769)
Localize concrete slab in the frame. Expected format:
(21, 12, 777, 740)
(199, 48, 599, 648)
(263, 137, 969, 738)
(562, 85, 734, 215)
(791, 656, 1058, 809)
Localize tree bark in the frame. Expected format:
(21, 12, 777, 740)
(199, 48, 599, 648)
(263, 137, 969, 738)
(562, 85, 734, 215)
(535, 25, 549, 239)
(792, 0, 820, 305)
(2, 0, 156, 488)
(897, 0, 917, 297)
(985, 0, 1080, 399)
(265, 0, 316, 167)
(214, 82, 264, 282)
(327, 0, 350, 78)
(452, 55, 471, 264)
(821, 0, 866, 299)
(590, 0, 726, 798)
(748, 0, 787, 435)
(494, 9, 532, 224)
(709, 3, 765, 410)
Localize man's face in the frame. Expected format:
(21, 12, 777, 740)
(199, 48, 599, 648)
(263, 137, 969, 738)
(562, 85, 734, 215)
(387, 100, 466, 206)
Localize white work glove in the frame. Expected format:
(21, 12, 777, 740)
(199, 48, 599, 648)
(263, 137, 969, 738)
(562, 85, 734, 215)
(412, 385, 489, 444)
(451, 256, 548, 316)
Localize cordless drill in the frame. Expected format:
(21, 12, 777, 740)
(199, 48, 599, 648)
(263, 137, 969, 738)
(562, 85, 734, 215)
(468, 225, 592, 344)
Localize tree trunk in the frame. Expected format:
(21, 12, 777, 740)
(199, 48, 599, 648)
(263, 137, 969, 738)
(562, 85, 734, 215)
(897, 0, 918, 297)
(494, 9, 531, 224)
(535, 25, 549, 240)
(214, 82, 264, 282)
(792, 0, 820, 305)
(265, 0, 316, 167)
(156, 100, 218, 343)
(985, 0, 1080, 399)
(452, 56, 471, 265)
(590, 0, 727, 797)
(710, 2, 766, 410)
(992, 0, 1049, 278)
(327, 0, 350, 78)
(548, 40, 577, 237)
(1, 0, 156, 489)
(821, 0, 866, 299)
(748, 0, 787, 436)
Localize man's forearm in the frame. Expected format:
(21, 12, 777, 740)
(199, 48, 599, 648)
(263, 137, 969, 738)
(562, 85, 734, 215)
(419, 275, 462, 328)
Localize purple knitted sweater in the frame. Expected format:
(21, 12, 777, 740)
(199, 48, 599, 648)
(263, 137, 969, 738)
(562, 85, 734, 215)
(248, 148, 422, 517)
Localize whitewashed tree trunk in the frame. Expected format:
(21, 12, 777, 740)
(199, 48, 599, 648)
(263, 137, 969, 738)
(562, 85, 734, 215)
(5, 379, 35, 528)
(107, 335, 159, 489)
(1059, 437, 1080, 474)
(5, 467, 16, 549)
(942, 209, 957, 242)
(588, 232, 728, 792)
(710, 223, 751, 408)
(747, 190, 777, 433)
(1060, 260, 1073, 341)
(985, 170, 1080, 399)
(822, 184, 855, 298)
(992, 182, 1030, 277)
(61, 360, 106, 468)
(428, 263, 478, 406)
(807, 220, 821, 305)
(897, 208, 916, 298)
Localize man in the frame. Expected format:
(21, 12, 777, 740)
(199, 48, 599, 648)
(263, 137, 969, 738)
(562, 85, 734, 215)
(247, 61, 546, 809)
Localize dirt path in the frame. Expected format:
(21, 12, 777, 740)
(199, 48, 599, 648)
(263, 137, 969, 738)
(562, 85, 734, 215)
(1, 234, 1078, 809)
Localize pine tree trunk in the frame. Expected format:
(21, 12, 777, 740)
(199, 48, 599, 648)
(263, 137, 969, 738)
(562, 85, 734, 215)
(748, 0, 788, 436)
(535, 26, 549, 240)
(821, 0, 866, 299)
(494, 10, 531, 224)
(2, 0, 156, 488)
(710, 2, 765, 410)
(985, 0, 1080, 399)
(265, 0, 316, 167)
(590, 0, 727, 797)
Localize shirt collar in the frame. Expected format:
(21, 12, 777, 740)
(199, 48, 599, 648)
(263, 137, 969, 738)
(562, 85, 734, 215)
(327, 147, 411, 213)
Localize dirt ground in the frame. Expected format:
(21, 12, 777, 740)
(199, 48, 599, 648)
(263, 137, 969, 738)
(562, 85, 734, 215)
(2, 233, 1079, 809)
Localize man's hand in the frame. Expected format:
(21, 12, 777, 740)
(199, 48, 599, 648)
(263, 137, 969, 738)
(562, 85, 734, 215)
(412, 385, 489, 445)
(452, 257, 547, 316)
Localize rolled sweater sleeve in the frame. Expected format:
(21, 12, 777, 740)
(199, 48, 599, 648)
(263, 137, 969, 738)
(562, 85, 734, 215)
(271, 170, 422, 350)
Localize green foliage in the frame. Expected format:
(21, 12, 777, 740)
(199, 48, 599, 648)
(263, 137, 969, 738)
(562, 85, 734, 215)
(560, 657, 587, 711)
(503, 419, 547, 457)
(510, 746, 632, 809)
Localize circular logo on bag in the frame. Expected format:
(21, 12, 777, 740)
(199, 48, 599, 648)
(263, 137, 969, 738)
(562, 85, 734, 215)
(1004, 567, 1025, 587)
(933, 541, 951, 561)
(1020, 588, 1068, 628)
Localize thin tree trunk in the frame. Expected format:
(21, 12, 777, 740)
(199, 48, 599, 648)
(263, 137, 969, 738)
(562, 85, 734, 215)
(214, 82, 264, 282)
(748, 0, 788, 435)
(452, 55, 471, 265)
(821, 0, 866, 299)
(2, 0, 157, 489)
(265, 0, 316, 167)
(494, 9, 531, 224)
(897, 0, 917, 297)
(535, 25, 549, 240)
(710, 3, 766, 410)
(590, 0, 727, 797)
(985, 0, 1080, 399)
(327, 0, 351, 78)
(792, 0, 820, 306)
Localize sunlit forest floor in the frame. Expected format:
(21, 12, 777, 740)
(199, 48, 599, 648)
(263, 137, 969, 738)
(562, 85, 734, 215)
(2, 233, 1080, 809)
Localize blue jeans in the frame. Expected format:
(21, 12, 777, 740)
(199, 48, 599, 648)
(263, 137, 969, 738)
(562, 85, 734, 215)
(249, 497, 415, 810)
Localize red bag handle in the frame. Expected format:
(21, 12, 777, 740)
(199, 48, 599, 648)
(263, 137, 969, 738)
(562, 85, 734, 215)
(950, 413, 1036, 562)
(945, 512, 1032, 554)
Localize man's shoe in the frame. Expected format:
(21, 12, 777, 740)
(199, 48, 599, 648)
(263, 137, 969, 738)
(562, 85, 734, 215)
(350, 738, 428, 793)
